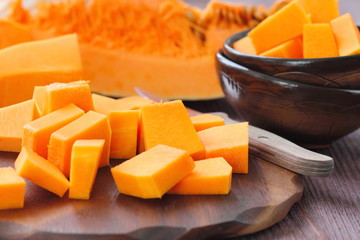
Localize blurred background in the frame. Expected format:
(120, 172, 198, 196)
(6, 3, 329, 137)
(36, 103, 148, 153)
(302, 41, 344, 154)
(186, 0, 360, 23)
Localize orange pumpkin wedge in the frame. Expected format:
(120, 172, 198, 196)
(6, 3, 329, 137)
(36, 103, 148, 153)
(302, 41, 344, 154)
(0, 34, 82, 108)
(0, 19, 32, 50)
(6, 0, 287, 100)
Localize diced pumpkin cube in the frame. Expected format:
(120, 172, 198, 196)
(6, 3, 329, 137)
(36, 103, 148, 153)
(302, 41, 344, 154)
(190, 113, 225, 132)
(233, 36, 257, 55)
(48, 111, 111, 177)
(303, 24, 339, 58)
(22, 103, 85, 159)
(15, 147, 69, 197)
(330, 13, 360, 56)
(108, 110, 139, 159)
(69, 139, 104, 200)
(198, 123, 249, 173)
(168, 157, 232, 195)
(0, 34, 82, 108)
(139, 100, 205, 159)
(115, 96, 154, 110)
(297, 0, 340, 23)
(260, 37, 303, 58)
(0, 19, 32, 50)
(0, 167, 26, 210)
(33, 80, 94, 116)
(92, 94, 154, 115)
(0, 99, 38, 152)
(248, 1, 310, 54)
(111, 144, 195, 199)
(92, 93, 117, 115)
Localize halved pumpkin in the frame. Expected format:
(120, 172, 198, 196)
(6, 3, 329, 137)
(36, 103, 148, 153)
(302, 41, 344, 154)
(5, 0, 287, 99)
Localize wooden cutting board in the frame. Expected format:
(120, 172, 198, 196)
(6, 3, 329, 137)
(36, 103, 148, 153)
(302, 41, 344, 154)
(0, 150, 303, 240)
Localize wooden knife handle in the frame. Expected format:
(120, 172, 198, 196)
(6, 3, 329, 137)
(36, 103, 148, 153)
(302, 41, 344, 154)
(249, 125, 334, 176)
(213, 112, 334, 177)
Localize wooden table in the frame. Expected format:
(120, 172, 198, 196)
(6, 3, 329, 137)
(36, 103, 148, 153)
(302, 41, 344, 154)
(186, 99, 360, 239)
(185, 0, 360, 238)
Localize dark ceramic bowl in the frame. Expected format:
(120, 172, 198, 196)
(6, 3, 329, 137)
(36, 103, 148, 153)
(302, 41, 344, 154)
(222, 29, 360, 89)
(216, 51, 360, 147)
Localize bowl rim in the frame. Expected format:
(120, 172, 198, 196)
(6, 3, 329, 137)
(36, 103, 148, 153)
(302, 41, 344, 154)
(223, 28, 360, 62)
(216, 50, 360, 93)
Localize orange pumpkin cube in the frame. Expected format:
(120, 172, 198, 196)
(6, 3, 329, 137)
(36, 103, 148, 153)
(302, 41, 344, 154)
(0, 167, 26, 210)
(111, 144, 195, 199)
(48, 111, 111, 177)
(108, 110, 139, 159)
(33, 80, 93, 116)
(69, 139, 104, 200)
(0, 100, 38, 152)
(168, 157, 232, 195)
(139, 100, 205, 159)
(190, 113, 225, 132)
(303, 24, 339, 58)
(260, 37, 303, 58)
(233, 36, 257, 55)
(15, 147, 69, 197)
(297, 0, 340, 23)
(23, 103, 85, 159)
(93, 94, 154, 115)
(198, 122, 249, 173)
(330, 13, 360, 56)
(248, 2, 310, 54)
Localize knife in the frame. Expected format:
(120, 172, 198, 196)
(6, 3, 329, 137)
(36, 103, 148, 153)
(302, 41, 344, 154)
(134, 87, 334, 177)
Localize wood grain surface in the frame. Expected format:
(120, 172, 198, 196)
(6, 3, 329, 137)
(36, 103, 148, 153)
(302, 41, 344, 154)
(0, 149, 303, 240)
(186, 98, 360, 240)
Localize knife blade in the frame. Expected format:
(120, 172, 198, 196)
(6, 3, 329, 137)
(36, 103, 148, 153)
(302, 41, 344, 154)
(134, 87, 334, 177)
